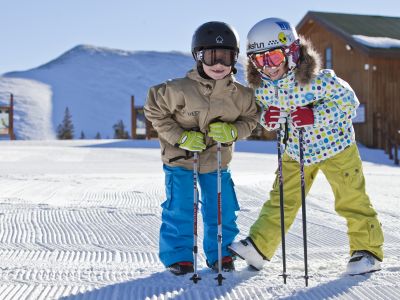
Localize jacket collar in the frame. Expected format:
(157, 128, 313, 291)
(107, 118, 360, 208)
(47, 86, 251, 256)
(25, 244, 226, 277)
(261, 70, 297, 88)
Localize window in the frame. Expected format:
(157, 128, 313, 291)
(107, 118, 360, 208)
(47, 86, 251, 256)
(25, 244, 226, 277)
(325, 47, 332, 69)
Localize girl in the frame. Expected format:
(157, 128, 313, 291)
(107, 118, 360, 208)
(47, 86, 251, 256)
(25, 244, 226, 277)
(229, 17, 384, 275)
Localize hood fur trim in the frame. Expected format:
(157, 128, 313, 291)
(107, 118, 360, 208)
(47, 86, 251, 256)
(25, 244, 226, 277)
(246, 36, 321, 88)
(294, 38, 321, 85)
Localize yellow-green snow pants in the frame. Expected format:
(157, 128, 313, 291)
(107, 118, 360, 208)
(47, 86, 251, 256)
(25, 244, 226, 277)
(249, 144, 384, 261)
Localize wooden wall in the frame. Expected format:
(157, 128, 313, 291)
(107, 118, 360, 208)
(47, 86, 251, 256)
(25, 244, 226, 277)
(298, 20, 372, 146)
(369, 56, 400, 147)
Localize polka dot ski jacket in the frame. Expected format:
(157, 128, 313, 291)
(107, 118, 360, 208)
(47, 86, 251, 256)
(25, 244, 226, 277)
(246, 39, 359, 165)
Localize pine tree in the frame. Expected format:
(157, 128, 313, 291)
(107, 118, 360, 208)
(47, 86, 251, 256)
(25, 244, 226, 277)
(57, 107, 74, 139)
(80, 131, 85, 139)
(113, 120, 130, 139)
(95, 132, 101, 139)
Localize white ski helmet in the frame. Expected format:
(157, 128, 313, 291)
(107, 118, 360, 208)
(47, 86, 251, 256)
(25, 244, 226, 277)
(247, 18, 300, 69)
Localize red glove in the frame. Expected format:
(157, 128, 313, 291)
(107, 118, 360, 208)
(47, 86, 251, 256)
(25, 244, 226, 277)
(290, 106, 314, 128)
(260, 106, 287, 130)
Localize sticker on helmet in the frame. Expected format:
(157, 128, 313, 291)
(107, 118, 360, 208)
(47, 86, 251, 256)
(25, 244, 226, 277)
(216, 36, 224, 43)
(248, 41, 265, 51)
(276, 22, 291, 30)
(278, 32, 287, 44)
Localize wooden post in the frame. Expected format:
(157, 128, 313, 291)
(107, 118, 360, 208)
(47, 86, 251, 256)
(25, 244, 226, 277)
(131, 95, 137, 139)
(145, 119, 151, 140)
(384, 122, 390, 154)
(9, 94, 15, 140)
(373, 112, 382, 149)
(395, 130, 400, 165)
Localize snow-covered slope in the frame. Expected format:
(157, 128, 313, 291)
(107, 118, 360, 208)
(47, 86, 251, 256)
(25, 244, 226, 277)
(0, 77, 54, 140)
(2, 45, 246, 140)
(0, 140, 398, 299)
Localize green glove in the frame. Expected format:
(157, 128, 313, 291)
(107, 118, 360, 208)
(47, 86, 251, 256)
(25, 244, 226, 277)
(177, 131, 206, 152)
(208, 122, 238, 143)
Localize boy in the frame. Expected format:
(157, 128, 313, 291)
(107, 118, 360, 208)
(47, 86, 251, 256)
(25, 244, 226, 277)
(144, 21, 257, 275)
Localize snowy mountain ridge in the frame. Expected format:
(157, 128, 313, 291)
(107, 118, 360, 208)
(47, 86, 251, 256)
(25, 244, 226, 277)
(0, 45, 246, 140)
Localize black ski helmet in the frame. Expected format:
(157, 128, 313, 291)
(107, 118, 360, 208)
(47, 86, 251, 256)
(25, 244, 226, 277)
(191, 21, 240, 55)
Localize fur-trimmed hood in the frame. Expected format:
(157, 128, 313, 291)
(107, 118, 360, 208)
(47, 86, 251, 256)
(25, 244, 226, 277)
(246, 37, 321, 88)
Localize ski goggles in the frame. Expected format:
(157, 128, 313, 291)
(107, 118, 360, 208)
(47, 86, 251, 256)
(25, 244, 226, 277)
(250, 48, 286, 68)
(196, 48, 238, 67)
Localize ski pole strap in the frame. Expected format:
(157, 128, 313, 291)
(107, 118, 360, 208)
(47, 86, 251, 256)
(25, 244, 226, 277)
(169, 142, 231, 163)
(282, 119, 289, 146)
(209, 142, 232, 148)
(168, 150, 193, 163)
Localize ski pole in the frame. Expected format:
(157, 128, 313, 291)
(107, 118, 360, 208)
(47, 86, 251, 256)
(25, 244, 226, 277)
(215, 141, 225, 286)
(190, 152, 201, 284)
(298, 129, 309, 286)
(277, 125, 288, 284)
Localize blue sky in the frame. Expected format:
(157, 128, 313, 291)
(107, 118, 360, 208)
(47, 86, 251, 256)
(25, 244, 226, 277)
(1, 0, 400, 74)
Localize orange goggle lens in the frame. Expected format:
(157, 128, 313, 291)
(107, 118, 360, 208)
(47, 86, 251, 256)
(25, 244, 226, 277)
(251, 49, 286, 68)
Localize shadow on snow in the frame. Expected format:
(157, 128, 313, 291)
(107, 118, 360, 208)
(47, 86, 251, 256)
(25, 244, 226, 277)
(281, 273, 372, 299)
(61, 268, 260, 300)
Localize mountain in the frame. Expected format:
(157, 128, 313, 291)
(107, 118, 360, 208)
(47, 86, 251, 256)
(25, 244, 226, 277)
(1, 45, 246, 140)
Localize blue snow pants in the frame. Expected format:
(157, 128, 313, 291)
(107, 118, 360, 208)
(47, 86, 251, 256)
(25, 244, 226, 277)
(159, 164, 240, 267)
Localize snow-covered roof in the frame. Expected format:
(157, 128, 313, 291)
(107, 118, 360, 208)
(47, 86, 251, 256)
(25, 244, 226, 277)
(352, 35, 400, 49)
(298, 12, 400, 54)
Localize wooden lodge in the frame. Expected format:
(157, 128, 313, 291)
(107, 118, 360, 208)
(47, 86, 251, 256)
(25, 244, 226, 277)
(297, 11, 400, 149)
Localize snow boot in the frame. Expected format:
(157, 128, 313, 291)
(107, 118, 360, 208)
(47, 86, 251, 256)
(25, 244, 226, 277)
(346, 250, 381, 275)
(228, 238, 267, 270)
(207, 256, 235, 272)
(168, 261, 194, 275)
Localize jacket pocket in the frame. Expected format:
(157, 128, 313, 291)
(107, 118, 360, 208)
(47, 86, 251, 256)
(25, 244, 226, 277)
(367, 219, 384, 247)
(161, 173, 173, 209)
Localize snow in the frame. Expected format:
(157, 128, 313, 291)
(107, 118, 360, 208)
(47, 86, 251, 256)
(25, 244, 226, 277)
(0, 77, 54, 140)
(352, 35, 400, 48)
(0, 45, 247, 140)
(0, 139, 399, 300)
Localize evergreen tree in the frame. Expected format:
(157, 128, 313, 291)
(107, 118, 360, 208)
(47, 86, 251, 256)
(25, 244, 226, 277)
(80, 131, 85, 139)
(113, 120, 130, 139)
(57, 107, 74, 139)
(95, 132, 101, 139)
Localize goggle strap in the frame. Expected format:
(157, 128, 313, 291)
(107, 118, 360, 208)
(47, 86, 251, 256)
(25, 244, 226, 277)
(195, 51, 203, 62)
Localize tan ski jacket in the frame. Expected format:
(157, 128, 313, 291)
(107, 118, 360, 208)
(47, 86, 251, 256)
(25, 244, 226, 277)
(144, 67, 257, 173)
